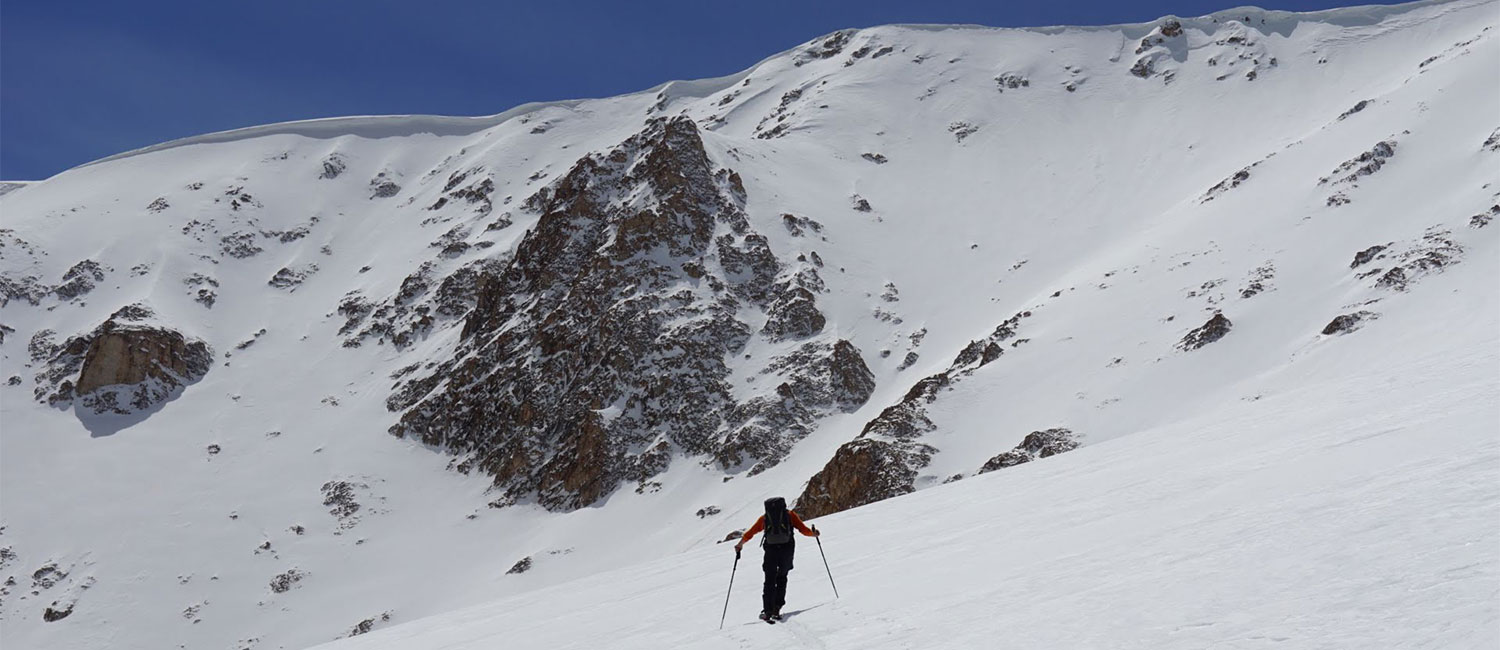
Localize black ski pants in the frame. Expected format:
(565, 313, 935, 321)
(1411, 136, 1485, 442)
(761, 541, 795, 615)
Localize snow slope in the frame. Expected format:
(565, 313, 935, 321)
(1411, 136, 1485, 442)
(2, 0, 1497, 648)
(318, 327, 1499, 649)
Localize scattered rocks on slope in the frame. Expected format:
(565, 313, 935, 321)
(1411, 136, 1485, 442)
(1469, 204, 1497, 228)
(1201, 164, 1258, 202)
(267, 264, 319, 291)
(695, 505, 721, 518)
(794, 30, 854, 66)
(0, 273, 50, 307)
(994, 72, 1030, 92)
(221, 185, 261, 211)
(1178, 312, 1232, 351)
(506, 557, 532, 574)
(843, 42, 894, 66)
(427, 168, 495, 219)
(860, 153, 888, 164)
(369, 173, 401, 199)
(1484, 128, 1500, 152)
(220, 232, 264, 259)
(1136, 19, 1183, 54)
(977, 428, 1080, 473)
(1320, 140, 1397, 186)
(1130, 19, 1187, 83)
(755, 88, 804, 139)
(347, 613, 392, 637)
(53, 260, 108, 301)
(798, 312, 1033, 517)
(321, 480, 366, 529)
(268, 569, 304, 594)
(1337, 99, 1373, 120)
(781, 213, 825, 237)
(947, 122, 979, 143)
(183, 274, 219, 308)
(320, 154, 347, 179)
(1366, 228, 1463, 291)
(1239, 263, 1274, 299)
(880, 283, 899, 302)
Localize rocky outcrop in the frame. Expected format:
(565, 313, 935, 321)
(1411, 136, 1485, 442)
(387, 116, 864, 510)
(1350, 244, 1388, 268)
(32, 307, 211, 414)
(1470, 205, 1497, 229)
(1359, 228, 1464, 292)
(717, 340, 874, 475)
(761, 287, 825, 340)
(1320, 140, 1397, 186)
(794, 30, 854, 66)
(977, 428, 1079, 473)
(53, 261, 107, 301)
(1178, 313, 1232, 351)
(796, 437, 934, 520)
(797, 311, 1033, 519)
(43, 601, 74, 622)
(1321, 311, 1378, 336)
(994, 72, 1030, 91)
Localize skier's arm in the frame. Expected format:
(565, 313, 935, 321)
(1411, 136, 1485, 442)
(789, 511, 819, 536)
(734, 515, 766, 549)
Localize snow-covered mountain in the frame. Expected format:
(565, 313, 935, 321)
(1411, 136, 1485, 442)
(2, 1, 1496, 648)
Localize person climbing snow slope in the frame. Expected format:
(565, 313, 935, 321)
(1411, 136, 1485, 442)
(735, 496, 820, 623)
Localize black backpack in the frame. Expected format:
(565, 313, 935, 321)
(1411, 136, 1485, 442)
(762, 497, 793, 546)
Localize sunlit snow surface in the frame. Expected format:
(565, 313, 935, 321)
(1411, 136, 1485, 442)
(2, 0, 1496, 648)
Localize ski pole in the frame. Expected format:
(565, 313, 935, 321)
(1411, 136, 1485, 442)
(813, 525, 839, 598)
(719, 546, 740, 630)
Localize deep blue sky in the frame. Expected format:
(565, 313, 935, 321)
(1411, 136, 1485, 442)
(2, 0, 1400, 180)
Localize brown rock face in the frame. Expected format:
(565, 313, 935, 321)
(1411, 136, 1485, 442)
(796, 438, 933, 520)
(76, 324, 207, 395)
(388, 116, 865, 510)
(33, 312, 211, 414)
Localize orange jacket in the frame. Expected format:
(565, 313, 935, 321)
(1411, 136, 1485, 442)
(738, 510, 816, 546)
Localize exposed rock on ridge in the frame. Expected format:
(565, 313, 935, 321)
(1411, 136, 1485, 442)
(797, 311, 1033, 519)
(32, 305, 212, 414)
(387, 116, 870, 510)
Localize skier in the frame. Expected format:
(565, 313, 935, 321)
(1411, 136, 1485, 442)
(734, 496, 820, 623)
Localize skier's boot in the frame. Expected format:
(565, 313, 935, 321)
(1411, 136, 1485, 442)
(759, 611, 773, 624)
(770, 611, 784, 621)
